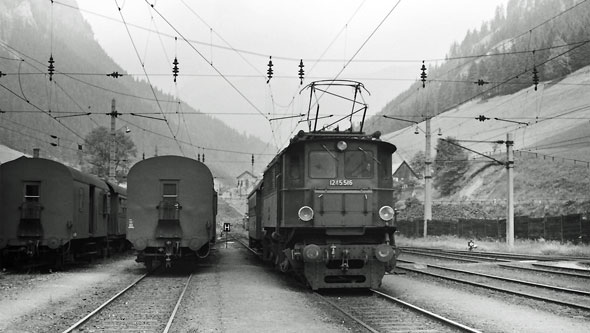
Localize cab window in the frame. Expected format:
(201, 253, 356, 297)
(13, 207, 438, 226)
(344, 150, 374, 178)
(309, 151, 337, 178)
(286, 150, 303, 186)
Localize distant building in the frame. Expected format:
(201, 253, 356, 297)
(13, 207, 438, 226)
(392, 160, 419, 184)
(392, 158, 421, 204)
(236, 170, 258, 196)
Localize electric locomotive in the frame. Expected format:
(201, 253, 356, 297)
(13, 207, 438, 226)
(126, 155, 217, 269)
(248, 80, 399, 289)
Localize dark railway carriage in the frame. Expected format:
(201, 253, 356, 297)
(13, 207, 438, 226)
(0, 156, 127, 266)
(248, 80, 400, 289)
(126, 155, 217, 269)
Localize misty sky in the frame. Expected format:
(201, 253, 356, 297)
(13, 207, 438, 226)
(76, 0, 509, 146)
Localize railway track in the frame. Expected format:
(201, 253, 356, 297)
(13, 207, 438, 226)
(316, 289, 481, 333)
(232, 234, 480, 332)
(401, 246, 590, 262)
(400, 247, 590, 279)
(62, 271, 192, 333)
(397, 260, 590, 312)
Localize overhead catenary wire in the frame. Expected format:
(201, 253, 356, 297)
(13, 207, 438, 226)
(2, 0, 588, 171)
(53, 0, 590, 66)
(381, 0, 590, 142)
(115, 0, 185, 156)
(142, 0, 282, 151)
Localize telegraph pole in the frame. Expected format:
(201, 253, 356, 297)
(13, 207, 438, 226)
(506, 133, 514, 247)
(107, 99, 120, 184)
(424, 117, 432, 237)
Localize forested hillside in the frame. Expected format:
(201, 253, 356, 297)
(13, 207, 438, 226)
(366, 0, 590, 134)
(0, 0, 273, 187)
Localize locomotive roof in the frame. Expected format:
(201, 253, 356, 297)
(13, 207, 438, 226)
(264, 130, 397, 171)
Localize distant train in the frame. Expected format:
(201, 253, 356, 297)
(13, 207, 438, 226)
(248, 80, 400, 289)
(0, 156, 127, 268)
(126, 155, 217, 269)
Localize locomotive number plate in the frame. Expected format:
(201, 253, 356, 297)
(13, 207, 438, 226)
(329, 179, 353, 186)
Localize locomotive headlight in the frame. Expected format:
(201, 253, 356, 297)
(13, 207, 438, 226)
(298, 206, 314, 222)
(302, 244, 321, 262)
(379, 205, 395, 221)
(336, 141, 348, 151)
(375, 244, 395, 262)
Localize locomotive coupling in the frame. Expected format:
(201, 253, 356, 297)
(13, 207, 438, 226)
(341, 249, 350, 271)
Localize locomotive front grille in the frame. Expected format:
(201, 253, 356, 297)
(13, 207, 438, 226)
(313, 190, 372, 226)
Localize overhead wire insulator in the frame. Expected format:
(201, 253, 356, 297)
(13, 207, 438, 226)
(0, 71, 6, 78)
(48, 54, 55, 81)
(532, 66, 539, 91)
(172, 57, 179, 83)
(474, 79, 488, 86)
(266, 56, 273, 84)
(298, 59, 305, 85)
(107, 72, 123, 78)
(251, 154, 254, 166)
(420, 60, 427, 88)
(476, 115, 489, 122)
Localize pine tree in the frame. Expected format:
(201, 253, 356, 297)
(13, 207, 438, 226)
(433, 137, 469, 196)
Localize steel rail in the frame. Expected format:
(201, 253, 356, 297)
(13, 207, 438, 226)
(400, 260, 590, 296)
(313, 293, 379, 333)
(533, 262, 590, 273)
(61, 273, 148, 333)
(163, 274, 193, 333)
(397, 265, 590, 311)
(400, 250, 484, 263)
(370, 289, 482, 333)
(402, 248, 510, 262)
(231, 234, 260, 256)
(401, 246, 589, 262)
(499, 263, 590, 279)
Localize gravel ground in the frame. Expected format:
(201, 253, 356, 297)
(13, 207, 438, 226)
(0, 254, 145, 333)
(170, 240, 354, 332)
(380, 271, 590, 332)
(2, 241, 588, 332)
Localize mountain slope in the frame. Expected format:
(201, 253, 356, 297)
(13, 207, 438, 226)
(0, 0, 273, 187)
(384, 64, 590, 217)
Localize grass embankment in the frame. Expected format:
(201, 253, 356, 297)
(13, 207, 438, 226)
(397, 235, 590, 257)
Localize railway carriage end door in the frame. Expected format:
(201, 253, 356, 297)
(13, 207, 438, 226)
(156, 180, 182, 239)
(18, 182, 43, 238)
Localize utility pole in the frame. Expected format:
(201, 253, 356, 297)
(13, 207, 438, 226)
(424, 117, 432, 237)
(107, 99, 120, 184)
(506, 133, 514, 247)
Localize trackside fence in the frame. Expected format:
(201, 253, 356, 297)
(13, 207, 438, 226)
(395, 214, 590, 244)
